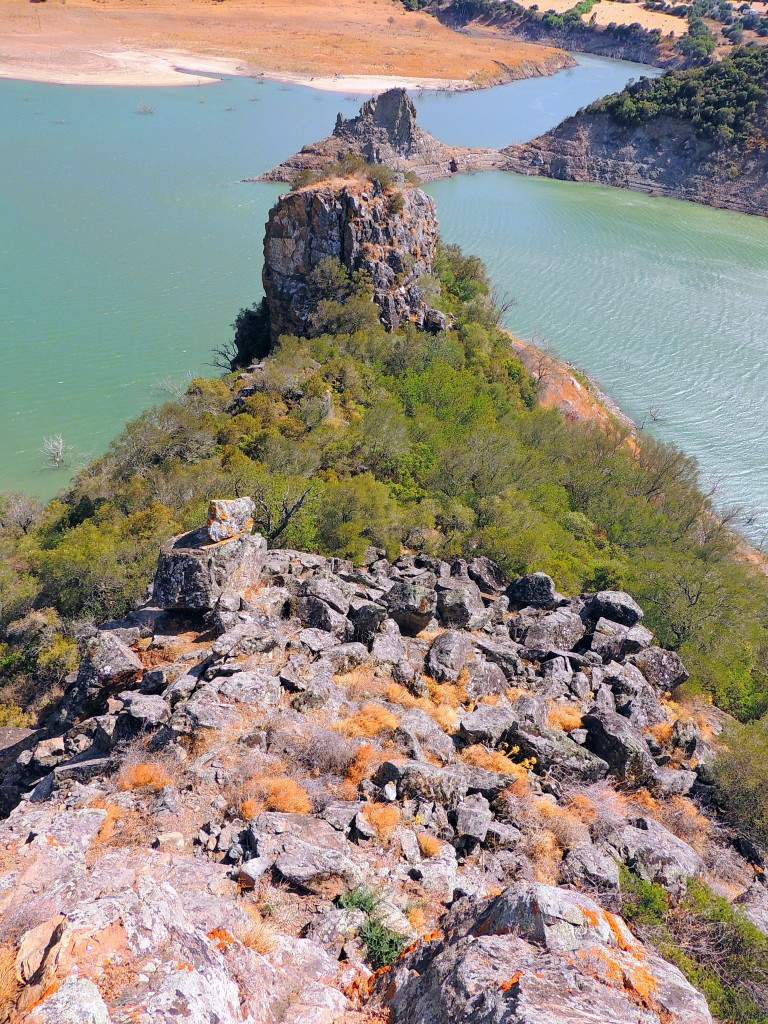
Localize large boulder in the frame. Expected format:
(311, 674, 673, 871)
(382, 881, 712, 1024)
(584, 590, 643, 627)
(435, 579, 488, 629)
(607, 816, 704, 898)
(582, 708, 659, 789)
(524, 608, 586, 655)
(385, 581, 437, 636)
(507, 572, 560, 609)
(630, 646, 690, 691)
(262, 179, 439, 340)
(58, 632, 143, 725)
(426, 630, 472, 683)
(153, 529, 266, 611)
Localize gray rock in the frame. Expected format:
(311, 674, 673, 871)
(631, 646, 690, 691)
(297, 596, 354, 639)
(562, 841, 620, 894)
(473, 637, 524, 680)
(59, 632, 143, 724)
(607, 662, 667, 728)
(584, 590, 644, 627)
(114, 692, 171, 740)
(206, 497, 255, 542)
(381, 762, 468, 810)
(348, 598, 387, 642)
(467, 556, 508, 593)
(426, 630, 471, 683)
(459, 703, 518, 746)
(507, 572, 560, 609)
(588, 617, 629, 661)
(671, 717, 700, 757)
(464, 660, 508, 701)
(508, 721, 610, 782)
(582, 708, 659, 789)
(385, 581, 437, 636)
(435, 579, 488, 629)
(395, 709, 455, 765)
(607, 816, 703, 898)
(454, 793, 492, 842)
(524, 609, 585, 654)
(304, 907, 366, 954)
(735, 881, 768, 936)
(153, 529, 266, 611)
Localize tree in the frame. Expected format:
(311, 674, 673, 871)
(40, 434, 71, 469)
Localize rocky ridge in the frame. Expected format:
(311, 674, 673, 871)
(0, 499, 763, 1023)
(503, 111, 768, 216)
(256, 88, 508, 185)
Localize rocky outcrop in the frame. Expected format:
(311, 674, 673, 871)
(262, 178, 440, 339)
(257, 88, 509, 185)
(0, 510, 760, 1024)
(502, 111, 768, 217)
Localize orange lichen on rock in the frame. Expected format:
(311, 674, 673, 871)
(500, 970, 524, 992)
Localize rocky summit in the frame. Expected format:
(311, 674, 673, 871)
(0, 500, 760, 1023)
(256, 88, 506, 185)
(262, 178, 441, 338)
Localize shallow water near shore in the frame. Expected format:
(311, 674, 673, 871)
(2, 55, 768, 532)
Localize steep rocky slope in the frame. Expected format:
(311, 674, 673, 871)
(256, 89, 509, 185)
(0, 499, 765, 1023)
(503, 47, 768, 216)
(262, 177, 441, 338)
(503, 111, 768, 215)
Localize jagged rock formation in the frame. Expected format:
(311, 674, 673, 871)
(0, 501, 763, 1022)
(503, 112, 768, 216)
(256, 88, 508, 185)
(262, 177, 440, 339)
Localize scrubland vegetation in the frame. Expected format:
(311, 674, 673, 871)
(3, 242, 768, 725)
(590, 43, 768, 142)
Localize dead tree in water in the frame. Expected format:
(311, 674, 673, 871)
(40, 434, 71, 469)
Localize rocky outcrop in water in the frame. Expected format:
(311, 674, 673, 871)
(256, 87, 508, 185)
(0, 494, 761, 1023)
(502, 111, 768, 217)
(262, 177, 440, 338)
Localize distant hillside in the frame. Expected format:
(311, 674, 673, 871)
(503, 46, 768, 216)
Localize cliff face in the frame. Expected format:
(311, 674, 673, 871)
(503, 112, 768, 216)
(256, 87, 509, 185)
(262, 178, 440, 339)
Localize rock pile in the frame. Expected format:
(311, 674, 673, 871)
(0, 502, 762, 1023)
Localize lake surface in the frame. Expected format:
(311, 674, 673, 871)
(2, 54, 767, 533)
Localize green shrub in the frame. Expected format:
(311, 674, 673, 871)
(339, 885, 382, 915)
(711, 717, 768, 851)
(619, 865, 669, 927)
(359, 918, 407, 969)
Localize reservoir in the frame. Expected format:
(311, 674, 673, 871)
(1, 55, 767, 534)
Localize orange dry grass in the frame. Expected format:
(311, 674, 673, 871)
(461, 744, 527, 778)
(546, 703, 583, 732)
(384, 683, 459, 734)
(566, 793, 598, 823)
(0, 942, 20, 1020)
(116, 762, 172, 793)
(525, 830, 562, 884)
(239, 776, 312, 816)
(334, 703, 400, 739)
(335, 666, 387, 700)
(645, 721, 673, 746)
(363, 802, 401, 840)
(337, 743, 376, 801)
(235, 906, 279, 954)
(416, 833, 442, 858)
(0, 0, 568, 86)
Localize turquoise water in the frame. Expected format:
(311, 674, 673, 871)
(2, 54, 767, 532)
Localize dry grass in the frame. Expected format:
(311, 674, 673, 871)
(0, 0, 566, 86)
(645, 721, 673, 746)
(384, 682, 459, 734)
(0, 941, 20, 1021)
(335, 666, 387, 700)
(362, 802, 401, 840)
(333, 703, 400, 739)
(235, 906, 279, 954)
(337, 743, 377, 801)
(460, 744, 528, 779)
(238, 776, 313, 817)
(116, 761, 172, 793)
(416, 833, 442, 858)
(566, 792, 598, 824)
(546, 703, 583, 733)
(90, 801, 154, 850)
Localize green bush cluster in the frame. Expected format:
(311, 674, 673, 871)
(591, 45, 768, 144)
(3, 243, 768, 724)
(339, 886, 407, 968)
(620, 870, 768, 1023)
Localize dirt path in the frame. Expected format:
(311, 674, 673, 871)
(0, 0, 569, 87)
